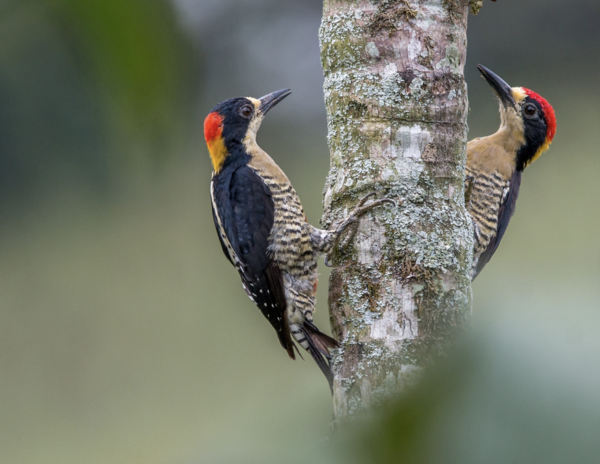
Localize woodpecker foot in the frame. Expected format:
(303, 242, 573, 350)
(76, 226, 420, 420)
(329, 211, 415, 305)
(349, 193, 396, 220)
(338, 222, 359, 250)
(324, 193, 396, 267)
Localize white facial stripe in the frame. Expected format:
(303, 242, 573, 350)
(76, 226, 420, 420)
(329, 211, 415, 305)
(241, 98, 264, 150)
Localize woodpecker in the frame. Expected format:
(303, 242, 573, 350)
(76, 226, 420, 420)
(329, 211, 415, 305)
(466, 65, 556, 280)
(205, 89, 393, 389)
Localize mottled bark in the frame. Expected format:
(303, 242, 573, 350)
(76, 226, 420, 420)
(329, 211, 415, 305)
(319, 0, 475, 420)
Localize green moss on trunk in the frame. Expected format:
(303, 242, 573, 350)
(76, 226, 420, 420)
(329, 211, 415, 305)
(320, 0, 473, 420)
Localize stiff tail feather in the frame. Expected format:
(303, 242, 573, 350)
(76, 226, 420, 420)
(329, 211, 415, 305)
(277, 315, 298, 360)
(304, 320, 339, 355)
(302, 322, 340, 392)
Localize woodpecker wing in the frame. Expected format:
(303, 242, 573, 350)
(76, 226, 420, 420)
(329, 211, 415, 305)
(211, 166, 295, 358)
(211, 204, 234, 266)
(473, 169, 522, 278)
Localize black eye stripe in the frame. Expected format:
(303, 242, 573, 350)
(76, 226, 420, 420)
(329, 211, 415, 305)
(516, 97, 549, 171)
(523, 98, 544, 117)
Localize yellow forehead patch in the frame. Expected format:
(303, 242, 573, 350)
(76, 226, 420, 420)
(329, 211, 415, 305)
(248, 97, 261, 110)
(512, 87, 527, 104)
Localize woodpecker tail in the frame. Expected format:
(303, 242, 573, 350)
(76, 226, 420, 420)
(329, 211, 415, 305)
(303, 320, 339, 356)
(291, 321, 339, 392)
(278, 316, 298, 360)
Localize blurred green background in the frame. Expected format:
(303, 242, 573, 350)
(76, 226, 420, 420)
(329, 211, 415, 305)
(0, 0, 599, 463)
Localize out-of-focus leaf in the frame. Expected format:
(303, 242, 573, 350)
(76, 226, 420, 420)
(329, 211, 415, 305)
(337, 312, 600, 464)
(0, 0, 198, 197)
(49, 0, 198, 166)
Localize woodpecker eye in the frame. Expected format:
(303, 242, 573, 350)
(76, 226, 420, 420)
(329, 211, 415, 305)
(240, 105, 254, 118)
(524, 104, 537, 118)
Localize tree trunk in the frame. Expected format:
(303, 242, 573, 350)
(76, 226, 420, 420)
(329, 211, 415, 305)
(319, 0, 475, 421)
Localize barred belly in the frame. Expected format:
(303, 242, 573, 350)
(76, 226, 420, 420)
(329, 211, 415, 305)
(249, 165, 320, 350)
(466, 168, 508, 260)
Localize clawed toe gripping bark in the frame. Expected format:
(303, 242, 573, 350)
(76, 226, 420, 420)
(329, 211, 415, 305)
(324, 193, 396, 267)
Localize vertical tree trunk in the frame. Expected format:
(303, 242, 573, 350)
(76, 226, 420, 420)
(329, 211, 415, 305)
(319, 0, 475, 420)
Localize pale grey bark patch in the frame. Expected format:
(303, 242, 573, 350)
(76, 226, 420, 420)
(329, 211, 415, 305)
(320, 0, 475, 420)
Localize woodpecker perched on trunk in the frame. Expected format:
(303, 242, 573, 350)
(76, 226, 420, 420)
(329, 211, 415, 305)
(466, 65, 556, 280)
(205, 89, 393, 389)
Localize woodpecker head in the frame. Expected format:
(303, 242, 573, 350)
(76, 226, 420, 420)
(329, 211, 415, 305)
(478, 65, 556, 172)
(204, 89, 291, 173)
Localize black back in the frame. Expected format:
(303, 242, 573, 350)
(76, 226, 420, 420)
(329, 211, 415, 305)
(211, 163, 294, 357)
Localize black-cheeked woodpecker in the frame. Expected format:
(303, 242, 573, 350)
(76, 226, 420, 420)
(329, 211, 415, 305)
(205, 89, 393, 389)
(466, 65, 556, 279)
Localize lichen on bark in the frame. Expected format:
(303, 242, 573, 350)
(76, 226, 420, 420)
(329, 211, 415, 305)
(319, 0, 474, 420)
(467, 0, 495, 15)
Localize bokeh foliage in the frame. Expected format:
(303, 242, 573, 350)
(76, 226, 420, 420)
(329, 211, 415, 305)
(0, 0, 197, 211)
(51, 0, 197, 164)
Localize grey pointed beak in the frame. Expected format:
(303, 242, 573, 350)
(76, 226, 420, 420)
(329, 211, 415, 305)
(477, 65, 515, 108)
(258, 89, 291, 115)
